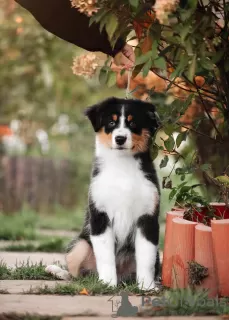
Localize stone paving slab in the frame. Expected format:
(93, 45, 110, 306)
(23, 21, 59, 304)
(0, 294, 141, 316)
(0, 280, 69, 294)
(0, 252, 65, 267)
(0, 295, 222, 318)
(1, 251, 163, 268)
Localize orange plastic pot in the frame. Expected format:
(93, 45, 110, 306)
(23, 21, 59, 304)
(211, 219, 229, 297)
(195, 224, 218, 297)
(171, 217, 197, 288)
(162, 210, 184, 287)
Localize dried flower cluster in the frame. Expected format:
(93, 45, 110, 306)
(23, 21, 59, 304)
(153, 0, 179, 24)
(72, 53, 99, 78)
(70, 0, 98, 16)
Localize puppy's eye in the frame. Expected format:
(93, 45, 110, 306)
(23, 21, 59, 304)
(129, 121, 136, 129)
(108, 121, 116, 128)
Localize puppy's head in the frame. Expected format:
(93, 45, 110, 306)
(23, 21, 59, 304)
(85, 97, 159, 154)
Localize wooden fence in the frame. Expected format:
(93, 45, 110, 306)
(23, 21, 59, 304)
(0, 156, 78, 213)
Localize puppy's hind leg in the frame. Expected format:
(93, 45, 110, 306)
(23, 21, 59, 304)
(66, 238, 96, 277)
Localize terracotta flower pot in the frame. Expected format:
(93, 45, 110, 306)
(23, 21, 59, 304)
(171, 217, 197, 288)
(195, 224, 218, 297)
(211, 219, 229, 297)
(162, 210, 185, 287)
(187, 203, 229, 226)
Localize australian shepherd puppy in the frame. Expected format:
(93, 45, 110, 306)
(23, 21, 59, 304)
(65, 97, 160, 290)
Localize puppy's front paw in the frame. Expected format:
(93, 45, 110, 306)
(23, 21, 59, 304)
(138, 278, 157, 291)
(99, 269, 117, 287)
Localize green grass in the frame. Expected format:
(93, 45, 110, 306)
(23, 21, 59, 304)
(0, 206, 83, 241)
(0, 315, 62, 320)
(0, 211, 38, 240)
(3, 238, 68, 253)
(26, 274, 148, 296)
(139, 287, 229, 316)
(0, 260, 160, 296)
(37, 206, 84, 231)
(0, 261, 59, 280)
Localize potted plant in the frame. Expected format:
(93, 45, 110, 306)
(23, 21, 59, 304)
(162, 183, 229, 297)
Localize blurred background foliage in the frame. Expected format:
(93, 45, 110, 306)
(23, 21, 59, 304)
(0, 0, 125, 215)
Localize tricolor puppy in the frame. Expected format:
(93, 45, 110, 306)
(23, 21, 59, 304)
(66, 97, 160, 290)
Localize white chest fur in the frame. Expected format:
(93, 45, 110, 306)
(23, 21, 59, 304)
(90, 145, 159, 245)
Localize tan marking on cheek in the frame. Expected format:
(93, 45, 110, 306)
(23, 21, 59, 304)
(132, 129, 150, 153)
(112, 114, 118, 121)
(127, 115, 133, 122)
(97, 127, 112, 147)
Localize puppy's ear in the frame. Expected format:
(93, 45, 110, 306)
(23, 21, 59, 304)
(84, 103, 102, 132)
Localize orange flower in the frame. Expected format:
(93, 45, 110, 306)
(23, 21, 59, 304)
(0, 126, 13, 137)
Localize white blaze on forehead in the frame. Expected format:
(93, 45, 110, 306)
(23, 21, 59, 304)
(112, 107, 132, 149)
(119, 106, 125, 129)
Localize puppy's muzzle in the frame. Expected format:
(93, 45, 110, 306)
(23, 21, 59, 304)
(115, 135, 127, 146)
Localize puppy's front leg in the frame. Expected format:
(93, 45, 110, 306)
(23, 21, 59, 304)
(90, 210, 117, 286)
(135, 214, 159, 290)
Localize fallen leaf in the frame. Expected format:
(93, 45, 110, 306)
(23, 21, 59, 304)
(79, 288, 89, 295)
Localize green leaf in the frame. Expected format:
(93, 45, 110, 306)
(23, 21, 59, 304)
(89, 10, 107, 26)
(154, 57, 166, 70)
(164, 123, 177, 136)
(200, 163, 211, 171)
(159, 45, 174, 56)
(182, 93, 195, 110)
(176, 131, 187, 148)
(99, 15, 108, 33)
(180, 24, 191, 43)
(150, 23, 161, 41)
(211, 51, 224, 64)
(160, 155, 169, 169)
(169, 54, 189, 80)
(188, 0, 198, 8)
(129, 0, 139, 8)
(187, 54, 196, 81)
(169, 188, 177, 200)
(151, 144, 159, 160)
(164, 136, 175, 152)
(105, 14, 118, 40)
(200, 58, 214, 71)
(215, 175, 229, 186)
(135, 51, 152, 66)
(142, 58, 152, 77)
(151, 41, 159, 60)
(107, 71, 116, 87)
(99, 69, 108, 85)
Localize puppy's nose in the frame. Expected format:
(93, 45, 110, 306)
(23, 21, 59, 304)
(115, 135, 127, 146)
